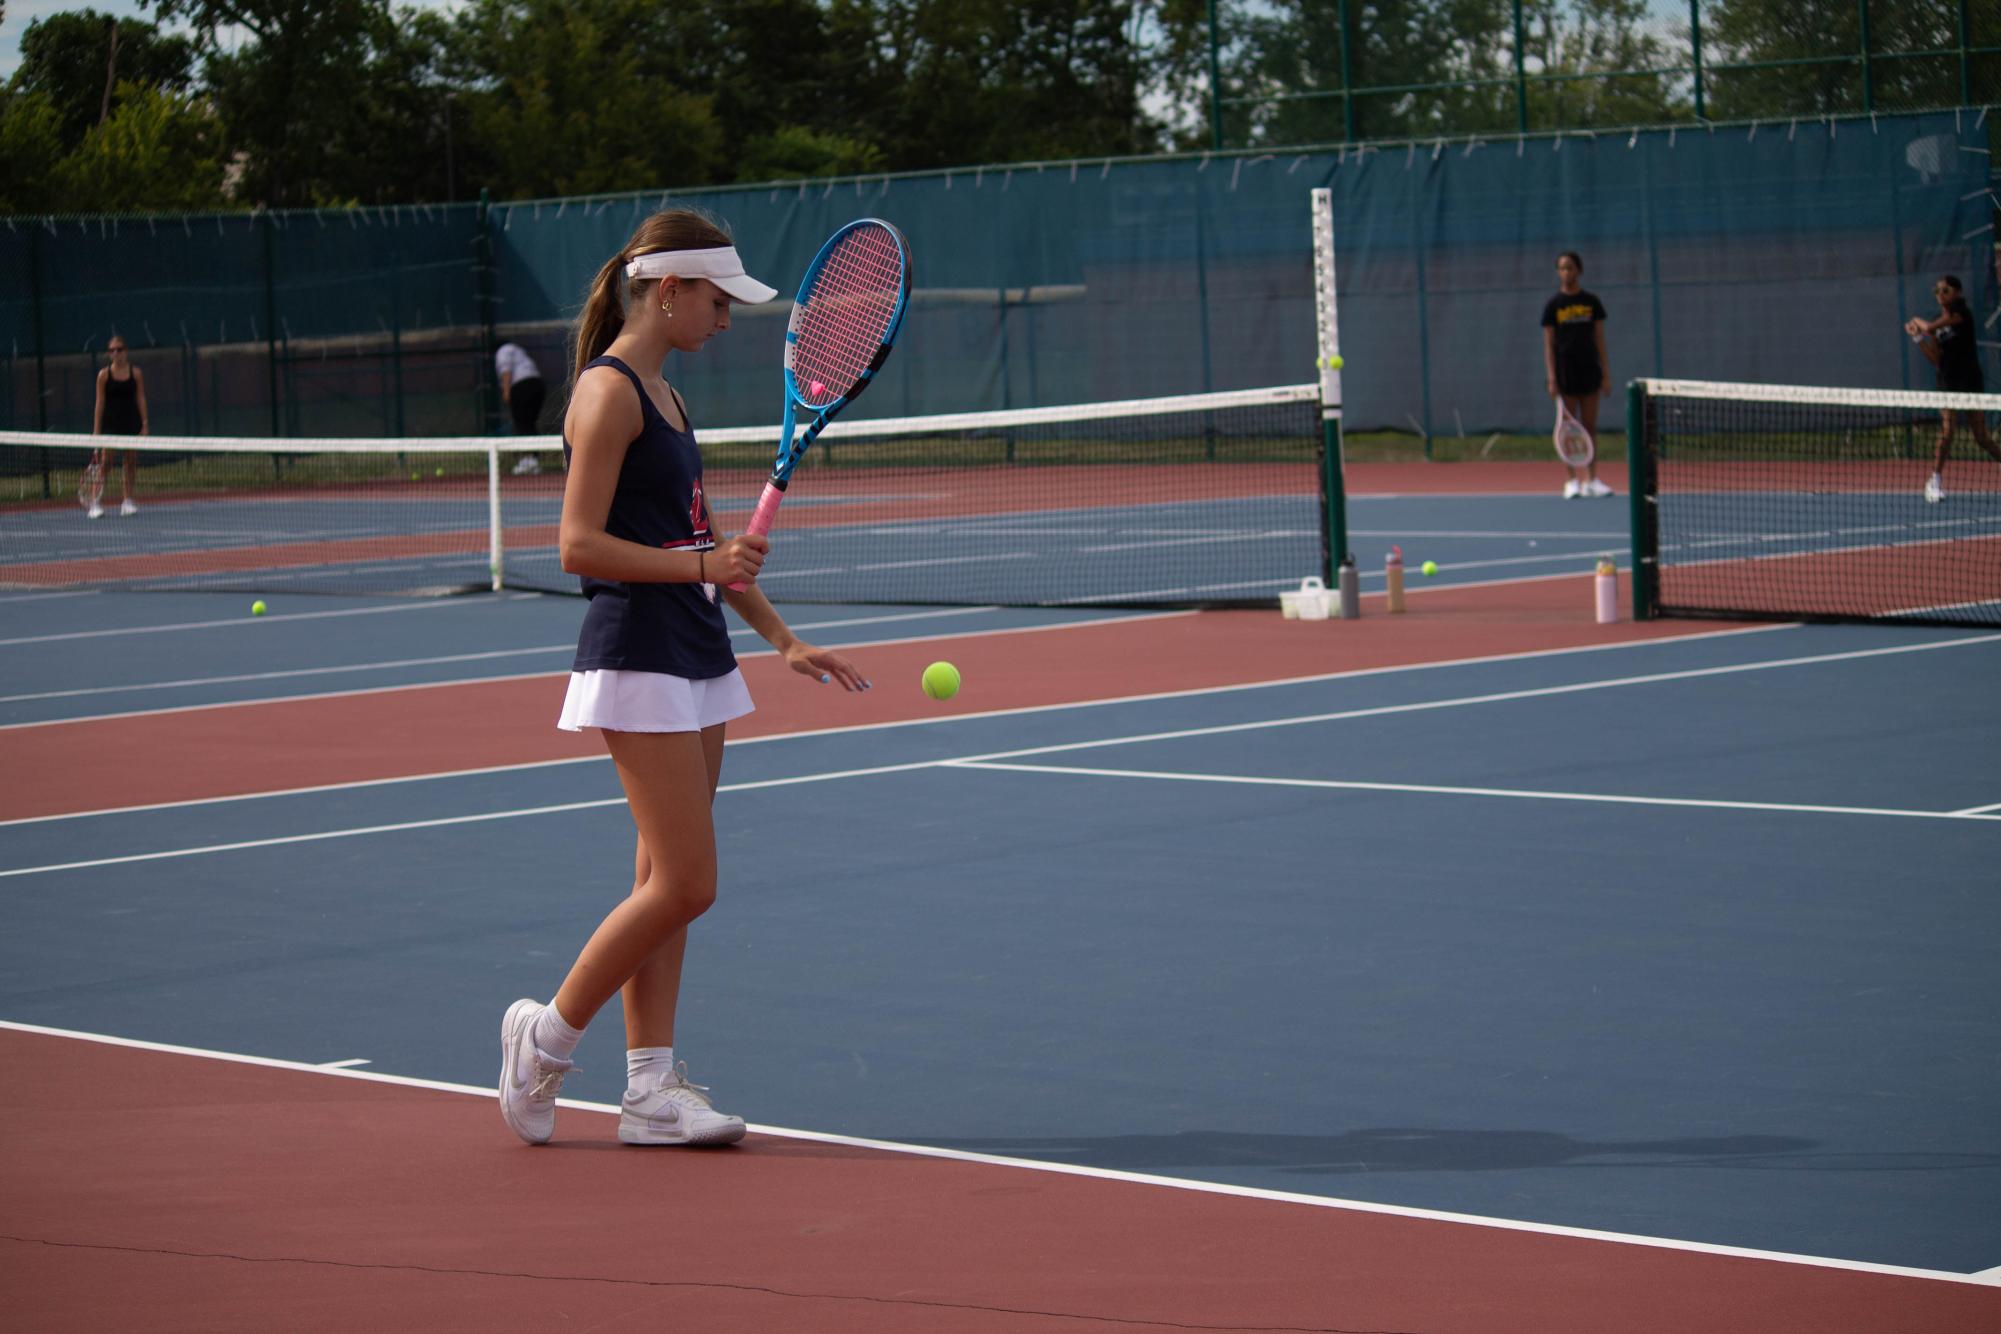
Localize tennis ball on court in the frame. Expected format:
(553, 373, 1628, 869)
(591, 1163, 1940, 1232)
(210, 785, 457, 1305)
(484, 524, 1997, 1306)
(251, 600, 267, 616)
(1421, 560, 1438, 577)
(1328, 354, 1343, 370)
(921, 661, 961, 702)
(410, 471, 420, 481)
(434, 466, 445, 477)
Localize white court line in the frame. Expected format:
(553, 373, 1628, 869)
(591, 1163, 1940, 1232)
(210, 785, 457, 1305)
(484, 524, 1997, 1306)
(0, 1018, 1991, 1288)
(1951, 800, 2001, 815)
(0, 607, 1005, 706)
(0, 621, 1792, 830)
(0, 589, 99, 605)
(319, 1058, 370, 1069)
(0, 609, 1190, 731)
(8, 628, 1995, 877)
(951, 761, 2001, 824)
(0, 597, 490, 647)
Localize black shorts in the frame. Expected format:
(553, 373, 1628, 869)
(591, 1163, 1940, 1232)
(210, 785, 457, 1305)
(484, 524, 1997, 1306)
(509, 376, 547, 434)
(1937, 365, 1985, 395)
(1555, 364, 1602, 397)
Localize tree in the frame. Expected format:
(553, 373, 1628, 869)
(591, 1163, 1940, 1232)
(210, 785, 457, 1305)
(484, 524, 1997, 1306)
(441, 0, 725, 197)
(11, 9, 198, 149)
(830, 0, 1163, 169)
(145, 0, 397, 204)
(1520, 0, 1687, 131)
(59, 82, 228, 211)
(1703, 0, 1961, 118)
(0, 88, 67, 212)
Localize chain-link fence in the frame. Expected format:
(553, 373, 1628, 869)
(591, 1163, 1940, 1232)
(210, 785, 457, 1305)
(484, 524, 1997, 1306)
(1201, 0, 2001, 147)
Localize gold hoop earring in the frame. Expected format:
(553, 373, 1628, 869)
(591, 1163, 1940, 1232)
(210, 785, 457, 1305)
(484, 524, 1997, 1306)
(661, 299, 674, 317)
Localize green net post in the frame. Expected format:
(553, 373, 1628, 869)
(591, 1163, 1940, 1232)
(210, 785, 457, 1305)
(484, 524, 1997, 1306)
(1626, 380, 1656, 620)
(28, 221, 50, 493)
(476, 189, 499, 434)
(261, 213, 281, 437)
(1322, 415, 1345, 585)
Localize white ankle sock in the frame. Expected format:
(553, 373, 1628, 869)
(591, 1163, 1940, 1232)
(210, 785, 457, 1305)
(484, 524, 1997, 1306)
(627, 1046, 676, 1093)
(531, 1002, 583, 1062)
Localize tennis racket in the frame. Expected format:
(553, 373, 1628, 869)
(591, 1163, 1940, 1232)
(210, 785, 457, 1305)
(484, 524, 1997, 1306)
(729, 218, 911, 590)
(77, 451, 104, 511)
(1553, 399, 1595, 467)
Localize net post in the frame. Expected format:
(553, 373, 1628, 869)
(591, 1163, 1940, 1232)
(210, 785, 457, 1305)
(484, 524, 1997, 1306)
(1626, 379, 1656, 620)
(1311, 188, 1347, 583)
(487, 443, 503, 592)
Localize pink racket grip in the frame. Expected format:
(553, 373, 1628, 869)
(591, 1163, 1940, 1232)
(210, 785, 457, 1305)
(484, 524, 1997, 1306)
(726, 482, 786, 591)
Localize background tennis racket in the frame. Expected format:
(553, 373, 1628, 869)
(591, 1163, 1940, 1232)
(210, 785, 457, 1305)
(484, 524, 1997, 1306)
(77, 451, 104, 511)
(1553, 398, 1595, 467)
(729, 218, 911, 590)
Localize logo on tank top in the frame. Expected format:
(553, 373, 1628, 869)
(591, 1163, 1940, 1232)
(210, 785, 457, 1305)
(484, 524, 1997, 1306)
(689, 479, 712, 544)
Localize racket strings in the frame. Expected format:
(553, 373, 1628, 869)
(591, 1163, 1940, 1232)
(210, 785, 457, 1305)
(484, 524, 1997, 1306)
(791, 227, 903, 400)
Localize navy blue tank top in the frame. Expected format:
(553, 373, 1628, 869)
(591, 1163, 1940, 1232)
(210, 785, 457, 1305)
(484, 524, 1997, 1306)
(564, 356, 736, 679)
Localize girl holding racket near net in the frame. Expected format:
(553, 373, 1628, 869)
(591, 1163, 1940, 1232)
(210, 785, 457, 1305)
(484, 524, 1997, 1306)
(1541, 251, 1613, 499)
(499, 208, 869, 1148)
(1904, 274, 2001, 502)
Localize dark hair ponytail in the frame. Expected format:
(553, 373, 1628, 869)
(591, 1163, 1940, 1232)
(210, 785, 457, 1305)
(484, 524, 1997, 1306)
(571, 208, 736, 385)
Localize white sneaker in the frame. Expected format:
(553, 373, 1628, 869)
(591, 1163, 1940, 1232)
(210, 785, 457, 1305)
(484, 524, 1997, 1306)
(499, 998, 573, 1144)
(1923, 475, 1945, 504)
(119, 497, 138, 516)
(619, 1061, 746, 1146)
(1562, 479, 1582, 499)
(86, 503, 104, 519)
(1583, 479, 1614, 498)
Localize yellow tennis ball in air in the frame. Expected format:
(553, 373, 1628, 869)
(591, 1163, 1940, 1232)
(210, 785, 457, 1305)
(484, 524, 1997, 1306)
(251, 600, 267, 616)
(1421, 560, 1439, 577)
(1328, 354, 1343, 370)
(921, 661, 961, 702)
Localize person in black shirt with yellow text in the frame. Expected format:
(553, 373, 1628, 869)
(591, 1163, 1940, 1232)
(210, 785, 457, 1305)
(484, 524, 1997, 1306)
(1541, 252, 1613, 499)
(1905, 274, 2001, 503)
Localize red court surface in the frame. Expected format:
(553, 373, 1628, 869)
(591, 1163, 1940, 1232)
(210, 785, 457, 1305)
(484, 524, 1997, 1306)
(0, 574, 1697, 821)
(5, 1025, 1994, 1334)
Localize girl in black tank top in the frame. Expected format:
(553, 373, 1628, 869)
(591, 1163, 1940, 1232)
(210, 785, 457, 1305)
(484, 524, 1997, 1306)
(496, 210, 874, 1148)
(1906, 274, 2001, 501)
(90, 336, 148, 515)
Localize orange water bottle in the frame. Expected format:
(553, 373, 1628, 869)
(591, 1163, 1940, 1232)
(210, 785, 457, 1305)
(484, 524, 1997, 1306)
(1385, 545, 1406, 613)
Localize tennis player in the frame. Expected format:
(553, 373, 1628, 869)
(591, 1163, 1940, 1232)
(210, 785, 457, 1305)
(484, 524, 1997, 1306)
(1541, 252, 1613, 499)
(498, 209, 870, 1148)
(495, 340, 545, 435)
(1904, 274, 2001, 502)
(89, 334, 148, 517)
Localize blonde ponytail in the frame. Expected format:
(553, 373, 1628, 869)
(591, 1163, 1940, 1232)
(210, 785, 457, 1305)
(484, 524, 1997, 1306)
(569, 207, 737, 387)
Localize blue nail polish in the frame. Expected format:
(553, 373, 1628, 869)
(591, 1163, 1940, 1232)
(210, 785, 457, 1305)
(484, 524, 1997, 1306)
(819, 674, 830, 683)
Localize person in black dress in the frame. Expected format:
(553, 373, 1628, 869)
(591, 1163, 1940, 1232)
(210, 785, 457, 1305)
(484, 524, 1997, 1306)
(90, 334, 148, 517)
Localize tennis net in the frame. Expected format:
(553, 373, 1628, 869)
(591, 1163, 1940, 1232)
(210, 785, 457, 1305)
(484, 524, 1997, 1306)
(0, 385, 1334, 607)
(1629, 379, 2001, 627)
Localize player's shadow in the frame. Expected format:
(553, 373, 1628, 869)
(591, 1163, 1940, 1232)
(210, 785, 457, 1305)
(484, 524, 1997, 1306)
(905, 1128, 1827, 1175)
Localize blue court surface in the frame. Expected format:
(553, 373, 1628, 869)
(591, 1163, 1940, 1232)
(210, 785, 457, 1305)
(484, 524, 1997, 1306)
(2, 586, 1998, 1281)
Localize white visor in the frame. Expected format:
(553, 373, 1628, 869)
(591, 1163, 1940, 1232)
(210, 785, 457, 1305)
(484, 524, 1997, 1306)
(625, 247, 778, 305)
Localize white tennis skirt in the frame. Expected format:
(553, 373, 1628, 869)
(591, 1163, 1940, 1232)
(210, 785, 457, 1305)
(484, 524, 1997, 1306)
(557, 667, 755, 733)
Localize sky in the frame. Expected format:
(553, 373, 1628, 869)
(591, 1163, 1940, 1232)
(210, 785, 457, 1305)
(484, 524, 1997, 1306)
(0, 1, 467, 79)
